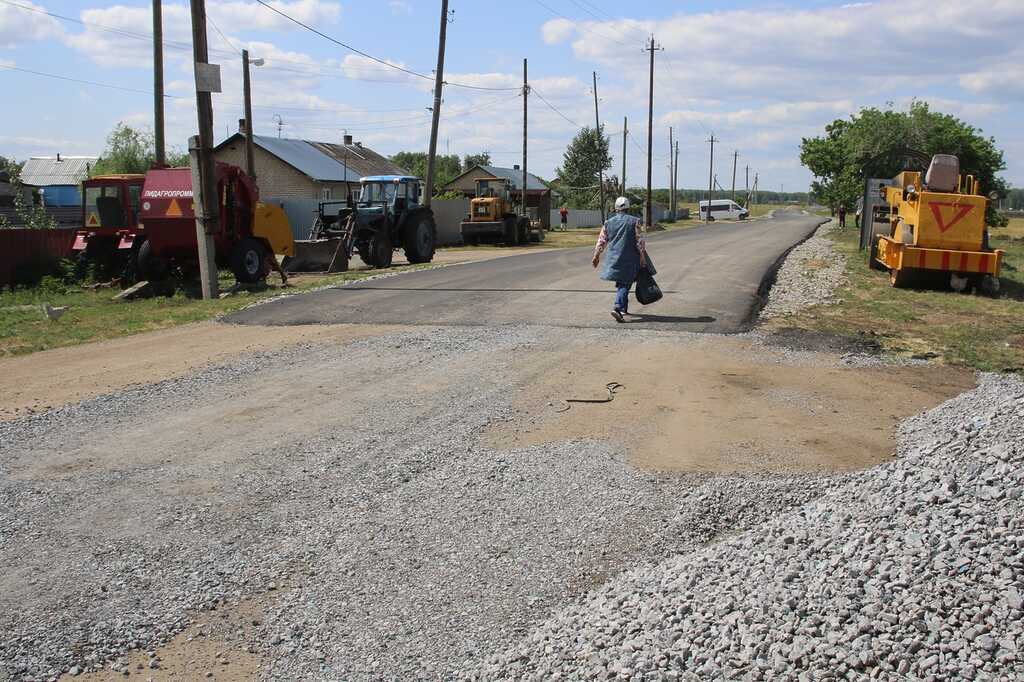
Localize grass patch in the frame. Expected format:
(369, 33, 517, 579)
(766, 218, 1024, 372)
(0, 265, 430, 357)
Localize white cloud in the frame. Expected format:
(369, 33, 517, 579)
(0, 0, 62, 48)
(210, 0, 341, 32)
(541, 18, 575, 45)
(388, 1, 412, 15)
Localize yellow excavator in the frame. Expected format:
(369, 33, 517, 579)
(460, 178, 530, 246)
(870, 154, 1003, 294)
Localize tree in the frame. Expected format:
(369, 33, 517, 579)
(389, 151, 462, 193)
(555, 125, 611, 209)
(801, 102, 1007, 224)
(0, 155, 22, 182)
(462, 152, 490, 170)
(91, 123, 188, 176)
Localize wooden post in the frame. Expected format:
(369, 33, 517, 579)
(706, 135, 716, 222)
(523, 58, 528, 219)
(668, 126, 674, 220)
(189, 0, 219, 299)
(423, 0, 449, 207)
(621, 116, 627, 195)
(242, 49, 256, 180)
(592, 71, 605, 223)
(644, 36, 661, 227)
(731, 150, 738, 204)
(153, 0, 165, 166)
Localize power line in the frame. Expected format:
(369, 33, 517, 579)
(254, 0, 518, 92)
(530, 0, 631, 47)
(0, 63, 176, 97)
(530, 86, 584, 128)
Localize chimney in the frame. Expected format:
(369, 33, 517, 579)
(56, 153, 62, 162)
(355, 141, 363, 148)
(513, 164, 520, 170)
(343, 134, 353, 145)
(238, 118, 248, 134)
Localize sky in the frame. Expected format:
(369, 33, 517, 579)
(1, 0, 1022, 193)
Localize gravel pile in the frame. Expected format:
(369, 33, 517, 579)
(0, 326, 836, 681)
(471, 372, 1024, 680)
(761, 219, 845, 319)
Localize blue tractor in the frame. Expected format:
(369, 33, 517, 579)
(291, 175, 437, 271)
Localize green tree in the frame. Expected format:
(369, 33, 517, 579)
(0, 155, 22, 182)
(555, 125, 611, 209)
(91, 123, 188, 175)
(801, 102, 1007, 224)
(389, 151, 462, 193)
(462, 152, 491, 170)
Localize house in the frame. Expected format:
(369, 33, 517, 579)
(213, 122, 408, 202)
(19, 155, 96, 207)
(442, 164, 552, 228)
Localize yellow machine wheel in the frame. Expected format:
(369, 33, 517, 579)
(889, 268, 913, 288)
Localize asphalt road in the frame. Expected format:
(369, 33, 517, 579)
(229, 209, 826, 333)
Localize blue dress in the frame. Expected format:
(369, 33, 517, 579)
(600, 212, 644, 283)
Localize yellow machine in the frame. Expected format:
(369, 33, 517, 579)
(252, 201, 296, 258)
(460, 178, 529, 246)
(871, 154, 1002, 293)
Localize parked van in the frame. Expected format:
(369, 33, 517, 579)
(698, 199, 748, 221)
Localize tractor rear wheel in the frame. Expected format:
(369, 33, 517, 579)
(889, 268, 911, 288)
(369, 232, 393, 269)
(869, 237, 887, 271)
(231, 237, 269, 283)
(403, 213, 436, 263)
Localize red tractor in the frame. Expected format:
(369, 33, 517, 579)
(73, 174, 146, 280)
(136, 163, 295, 283)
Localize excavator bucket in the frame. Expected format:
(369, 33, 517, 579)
(284, 238, 348, 273)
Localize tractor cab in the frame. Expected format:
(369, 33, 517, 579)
(357, 175, 422, 224)
(469, 178, 512, 222)
(75, 174, 146, 252)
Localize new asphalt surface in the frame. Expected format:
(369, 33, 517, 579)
(227, 209, 827, 333)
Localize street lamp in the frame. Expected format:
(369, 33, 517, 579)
(242, 50, 264, 179)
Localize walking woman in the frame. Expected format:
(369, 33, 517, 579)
(591, 196, 648, 323)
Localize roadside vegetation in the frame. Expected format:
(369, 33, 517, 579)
(0, 265, 430, 357)
(768, 217, 1024, 372)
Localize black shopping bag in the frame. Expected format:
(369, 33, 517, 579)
(635, 266, 662, 305)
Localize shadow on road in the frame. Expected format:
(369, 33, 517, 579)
(626, 314, 716, 324)
(339, 286, 681, 295)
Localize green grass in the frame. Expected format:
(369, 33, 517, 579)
(767, 218, 1024, 372)
(0, 265, 430, 357)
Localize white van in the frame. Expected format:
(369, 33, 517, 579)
(698, 199, 748, 221)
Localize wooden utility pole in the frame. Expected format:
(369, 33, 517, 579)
(673, 140, 679, 216)
(423, 0, 449, 207)
(188, 0, 220, 299)
(522, 58, 528, 219)
(705, 135, 716, 222)
(153, 0, 165, 166)
(644, 36, 661, 227)
(731, 150, 738, 203)
(592, 71, 605, 223)
(242, 49, 256, 180)
(621, 116, 627, 195)
(668, 126, 675, 220)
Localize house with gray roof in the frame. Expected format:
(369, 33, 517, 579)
(213, 123, 407, 203)
(19, 155, 97, 207)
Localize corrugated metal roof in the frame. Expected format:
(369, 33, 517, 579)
(479, 165, 548, 192)
(311, 141, 409, 179)
(251, 136, 355, 182)
(20, 156, 97, 187)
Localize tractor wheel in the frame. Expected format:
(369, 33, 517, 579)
(516, 217, 530, 245)
(889, 268, 911, 288)
(503, 216, 518, 246)
(868, 237, 887, 271)
(137, 239, 169, 282)
(369, 232, 393, 269)
(356, 241, 374, 268)
(230, 237, 269, 283)
(403, 213, 436, 263)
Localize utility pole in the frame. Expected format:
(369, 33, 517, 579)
(668, 126, 675, 220)
(674, 141, 679, 217)
(731, 150, 738, 204)
(188, 0, 220, 299)
(706, 135, 716, 222)
(592, 71, 605, 223)
(423, 0, 450, 208)
(522, 57, 528, 219)
(644, 35, 662, 227)
(273, 114, 283, 138)
(621, 116, 627, 195)
(242, 49, 256, 180)
(152, 0, 165, 166)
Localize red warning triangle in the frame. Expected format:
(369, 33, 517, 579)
(166, 198, 183, 217)
(86, 212, 100, 227)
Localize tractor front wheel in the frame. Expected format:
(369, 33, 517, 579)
(231, 238, 269, 283)
(889, 268, 911, 288)
(403, 213, 436, 263)
(137, 239, 169, 282)
(369, 232, 393, 269)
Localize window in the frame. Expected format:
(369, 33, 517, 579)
(321, 187, 333, 201)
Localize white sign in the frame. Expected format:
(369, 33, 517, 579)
(195, 62, 222, 93)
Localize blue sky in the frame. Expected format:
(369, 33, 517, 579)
(2, 0, 1022, 191)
